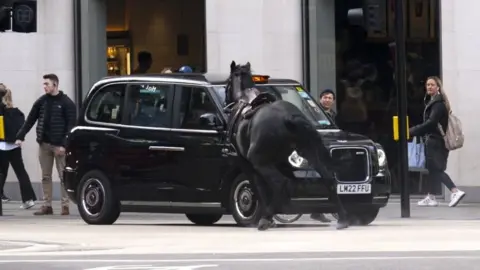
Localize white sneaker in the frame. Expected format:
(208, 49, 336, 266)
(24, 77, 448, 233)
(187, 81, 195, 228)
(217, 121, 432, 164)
(449, 190, 466, 207)
(20, 200, 35, 210)
(418, 196, 439, 207)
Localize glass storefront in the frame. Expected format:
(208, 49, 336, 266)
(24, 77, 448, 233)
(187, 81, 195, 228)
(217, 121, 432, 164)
(303, 0, 441, 195)
(107, 31, 132, 76)
(76, 0, 207, 101)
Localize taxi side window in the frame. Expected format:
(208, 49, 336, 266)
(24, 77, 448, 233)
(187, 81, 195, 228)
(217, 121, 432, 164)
(125, 83, 173, 128)
(87, 84, 125, 124)
(179, 86, 219, 130)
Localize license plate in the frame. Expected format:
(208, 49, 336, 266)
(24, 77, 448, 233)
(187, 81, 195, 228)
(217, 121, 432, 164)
(337, 184, 371, 194)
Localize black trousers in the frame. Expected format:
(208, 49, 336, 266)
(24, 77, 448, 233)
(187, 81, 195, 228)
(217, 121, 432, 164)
(0, 148, 37, 202)
(425, 137, 456, 192)
(429, 170, 456, 192)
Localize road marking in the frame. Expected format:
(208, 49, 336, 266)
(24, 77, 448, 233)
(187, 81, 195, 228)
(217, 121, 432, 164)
(83, 265, 218, 270)
(1, 255, 480, 263)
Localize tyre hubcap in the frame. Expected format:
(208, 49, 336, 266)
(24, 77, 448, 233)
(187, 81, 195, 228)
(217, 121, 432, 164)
(80, 178, 106, 217)
(234, 180, 258, 220)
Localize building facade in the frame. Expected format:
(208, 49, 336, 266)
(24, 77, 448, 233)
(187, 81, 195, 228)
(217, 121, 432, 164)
(1, 0, 478, 202)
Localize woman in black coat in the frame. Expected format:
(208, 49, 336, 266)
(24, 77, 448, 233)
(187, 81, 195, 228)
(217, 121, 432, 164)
(410, 76, 465, 207)
(0, 84, 37, 208)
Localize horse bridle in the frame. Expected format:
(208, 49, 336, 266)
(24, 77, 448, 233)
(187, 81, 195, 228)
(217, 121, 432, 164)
(223, 74, 253, 114)
(223, 78, 236, 113)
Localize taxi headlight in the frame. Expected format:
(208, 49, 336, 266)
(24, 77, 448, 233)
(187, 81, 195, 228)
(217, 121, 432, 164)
(288, 151, 308, 168)
(376, 147, 387, 167)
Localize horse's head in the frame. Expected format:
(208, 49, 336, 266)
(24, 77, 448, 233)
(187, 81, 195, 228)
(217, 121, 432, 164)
(225, 61, 255, 105)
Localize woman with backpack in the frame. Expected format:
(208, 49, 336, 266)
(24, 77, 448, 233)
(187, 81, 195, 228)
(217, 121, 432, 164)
(0, 83, 36, 209)
(410, 76, 465, 207)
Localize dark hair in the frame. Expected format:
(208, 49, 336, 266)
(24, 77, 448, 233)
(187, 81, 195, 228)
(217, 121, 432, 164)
(138, 51, 152, 63)
(320, 89, 335, 99)
(43, 73, 59, 86)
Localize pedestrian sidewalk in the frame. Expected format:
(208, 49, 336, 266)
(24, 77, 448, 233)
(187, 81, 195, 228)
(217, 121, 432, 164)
(1, 199, 480, 221)
(0, 201, 76, 218)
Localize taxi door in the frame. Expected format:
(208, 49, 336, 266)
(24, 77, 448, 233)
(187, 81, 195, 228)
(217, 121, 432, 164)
(113, 83, 177, 203)
(168, 84, 229, 203)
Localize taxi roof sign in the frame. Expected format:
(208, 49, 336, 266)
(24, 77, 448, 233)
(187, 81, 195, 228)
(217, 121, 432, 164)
(252, 75, 269, 84)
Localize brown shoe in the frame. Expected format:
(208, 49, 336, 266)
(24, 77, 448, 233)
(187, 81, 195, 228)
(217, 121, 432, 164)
(34, 206, 53, 216)
(61, 206, 70, 216)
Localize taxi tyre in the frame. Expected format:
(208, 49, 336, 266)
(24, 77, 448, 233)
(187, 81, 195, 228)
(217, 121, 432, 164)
(331, 207, 380, 226)
(185, 214, 223, 226)
(273, 214, 303, 224)
(230, 174, 262, 227)
(77, 170, 121, 225)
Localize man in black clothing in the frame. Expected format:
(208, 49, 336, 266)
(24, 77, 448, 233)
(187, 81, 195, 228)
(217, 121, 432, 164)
(318, 89, 337, 121)
(15, 74, 77, 216)
(132, 51, 153, 74)
(309, 89, 338, 224)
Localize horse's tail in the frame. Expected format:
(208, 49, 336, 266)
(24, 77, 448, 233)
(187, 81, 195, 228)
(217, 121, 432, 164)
(284, 114, 336, 178)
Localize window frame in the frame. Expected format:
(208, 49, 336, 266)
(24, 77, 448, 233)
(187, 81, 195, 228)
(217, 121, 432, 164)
(84, 82, 127, 125)
(123, 82, 176, 129)
(172, 84, 225, 131)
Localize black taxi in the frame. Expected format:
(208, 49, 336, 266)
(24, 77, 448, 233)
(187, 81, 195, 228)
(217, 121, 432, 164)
(63, 73, 391, 227)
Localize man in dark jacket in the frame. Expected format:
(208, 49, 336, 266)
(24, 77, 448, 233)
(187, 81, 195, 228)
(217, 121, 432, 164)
(15, 74, 77, 216)
(318, 89, 337, 122)
(308, 89, 338, 224)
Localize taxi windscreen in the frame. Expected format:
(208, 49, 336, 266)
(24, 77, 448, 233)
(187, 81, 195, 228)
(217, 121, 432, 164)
(212, 85, 334, 128)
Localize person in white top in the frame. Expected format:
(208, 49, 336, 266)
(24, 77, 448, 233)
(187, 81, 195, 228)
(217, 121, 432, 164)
(0, 84, 36, 209)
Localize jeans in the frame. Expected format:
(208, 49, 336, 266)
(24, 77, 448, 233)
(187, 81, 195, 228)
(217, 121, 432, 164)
(0, 147, 37, 202)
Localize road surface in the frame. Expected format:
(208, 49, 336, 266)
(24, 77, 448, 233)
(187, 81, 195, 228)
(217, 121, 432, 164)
(0, 200, 479, 269)
(1, 251, 480, 270)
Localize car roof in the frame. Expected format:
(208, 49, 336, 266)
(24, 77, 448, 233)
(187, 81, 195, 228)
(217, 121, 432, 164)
(99, 73, 301, 86)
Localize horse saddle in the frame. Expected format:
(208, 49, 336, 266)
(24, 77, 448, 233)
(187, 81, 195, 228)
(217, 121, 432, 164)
(243, 93, 277, 119)
(226, 92, 277, 148)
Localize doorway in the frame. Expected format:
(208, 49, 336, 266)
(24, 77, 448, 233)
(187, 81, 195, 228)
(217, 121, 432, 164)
(106, 0, 206, 76)
(304, 0, 442, 195)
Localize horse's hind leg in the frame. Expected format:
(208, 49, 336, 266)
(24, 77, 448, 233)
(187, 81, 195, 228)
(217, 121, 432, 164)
(328, 184, 349, 230)
(323, 178, 349, 230)
(306, 157, 349, 230)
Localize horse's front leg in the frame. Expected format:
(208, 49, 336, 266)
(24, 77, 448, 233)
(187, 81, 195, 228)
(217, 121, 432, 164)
(251, 164, 289, 231)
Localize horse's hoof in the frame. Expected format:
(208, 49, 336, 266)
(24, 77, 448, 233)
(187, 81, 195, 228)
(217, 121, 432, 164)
(270, 220, 277, 228)
(310, 213, 331, 223)
(336, 220, 349, 230)
(257, 218, 273, 231)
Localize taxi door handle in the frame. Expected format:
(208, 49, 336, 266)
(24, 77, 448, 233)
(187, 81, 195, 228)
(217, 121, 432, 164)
(149, 146, 185, 152)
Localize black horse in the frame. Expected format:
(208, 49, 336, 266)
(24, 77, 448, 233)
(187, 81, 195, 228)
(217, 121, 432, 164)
(225, 61, 349, 230)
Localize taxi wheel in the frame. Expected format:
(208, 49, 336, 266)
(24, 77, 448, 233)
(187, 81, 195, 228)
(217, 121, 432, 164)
(273, 214, 303, 224)
(185, 214, 223, 226)
(77, 170, 121, 225)
(230, 174, 262, 227)
(331, 208, 380, 226)
(347, 207, 380, 226)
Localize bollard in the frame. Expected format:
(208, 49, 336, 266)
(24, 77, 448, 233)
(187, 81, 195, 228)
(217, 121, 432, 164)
(0, 198, 2, 216)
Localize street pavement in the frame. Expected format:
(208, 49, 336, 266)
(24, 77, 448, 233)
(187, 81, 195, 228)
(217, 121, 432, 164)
(0, 199, 479, 269)
(1, 251, 480, 270)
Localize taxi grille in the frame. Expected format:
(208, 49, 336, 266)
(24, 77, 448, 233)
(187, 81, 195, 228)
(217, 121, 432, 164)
(331, 147, 369, 183)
